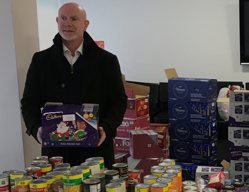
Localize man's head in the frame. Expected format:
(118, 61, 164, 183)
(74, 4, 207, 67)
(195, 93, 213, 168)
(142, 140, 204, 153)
(56, 3, 89, 42)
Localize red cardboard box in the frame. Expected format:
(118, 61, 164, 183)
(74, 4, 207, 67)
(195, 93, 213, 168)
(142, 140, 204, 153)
(122, 75, 150, 119)
(115, 153, 130, 164)
(113, 138, 130, 153)
(162, 148, 170, 159)
(129, 130, 164, 159)
(142, 123, 170, 149)
(128, 156, 162, 183)
(117, 115, 150, 138)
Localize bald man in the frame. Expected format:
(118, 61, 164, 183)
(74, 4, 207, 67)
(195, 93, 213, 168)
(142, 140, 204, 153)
(21, 3, 127, 168)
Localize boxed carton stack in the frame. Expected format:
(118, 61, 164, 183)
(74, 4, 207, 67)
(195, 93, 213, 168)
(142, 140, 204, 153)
(114, 75, 151, 163)
(228, 90, 249, 182)
(166, 68, 218, 166)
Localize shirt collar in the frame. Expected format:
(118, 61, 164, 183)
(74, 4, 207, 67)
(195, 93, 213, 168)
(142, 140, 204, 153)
(62, 40, 83, 55)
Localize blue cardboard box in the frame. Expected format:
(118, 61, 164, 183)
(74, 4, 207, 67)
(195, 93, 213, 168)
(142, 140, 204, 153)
(170, 140, 217, 165)
(176, 163, 198, 181)
(168, 77, 217, 103)
(170, 121, 218, 143)
(168, 101, 216, 123)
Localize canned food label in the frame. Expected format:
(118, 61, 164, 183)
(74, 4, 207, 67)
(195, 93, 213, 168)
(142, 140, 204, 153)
(113, 175, 119, 180)
(168, 182, 172, 187)
(41, 166, 52, 172)
(100, 162, 105, 170)
(30, 183, 47, 188)
(164, 187, 168, 192)
(90, 165, 100, 175)
(83, 168, 90, 174)
(120, 182, 126, 192)
(55, 175, 62, 181)
(15, 179, 32, 186)
(0, 178, 8, 187)
(63, 178, 82, 186)
(83, 171, 90, 179)
(144, 179, 156, 184)
(135, 188, 150, 192)
(0, 186, 9, 192)
(100, 168, 105, 173)
(152, 173, 163, 178)
(106, 188, 120, 192)
(10, 175, 24, 180)
(177, 173, 181, 177)
(47, 178, 55, 184)
(172, 162, 175, 165)
(90, 184, 98, 192)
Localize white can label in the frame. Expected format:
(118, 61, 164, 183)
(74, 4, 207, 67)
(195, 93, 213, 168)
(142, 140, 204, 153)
(91, 164, 100, 175)
(0, 177, 8, 187)
(113, 175, 119, 180)
(90, 184, 98, 192)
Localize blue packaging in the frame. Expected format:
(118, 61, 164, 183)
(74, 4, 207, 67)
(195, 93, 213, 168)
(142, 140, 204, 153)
(168, 101, 216, 124)
(195, 103, 202, 114)
(170, 140, 217, 165)
(176, 163, 198, 181)
(170, 121, 218, 143)
(168, 77, 217, 102)
(203, 144, 209, 156)
(190, 143, 196, 151)
(196, 143, 202, 155)
(202, 103, 208, 115)
(196, 124, 203, 134)
(189, 102, 195, 111)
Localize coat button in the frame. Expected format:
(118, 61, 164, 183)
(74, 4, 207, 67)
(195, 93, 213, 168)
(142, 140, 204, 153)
(61, 83, 65, 88)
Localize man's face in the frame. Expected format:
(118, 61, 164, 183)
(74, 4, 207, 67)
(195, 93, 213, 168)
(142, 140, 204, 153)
(56, 4, 89, 42)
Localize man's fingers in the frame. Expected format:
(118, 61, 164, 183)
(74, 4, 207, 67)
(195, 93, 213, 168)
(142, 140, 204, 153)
(98, 127, 106, 146)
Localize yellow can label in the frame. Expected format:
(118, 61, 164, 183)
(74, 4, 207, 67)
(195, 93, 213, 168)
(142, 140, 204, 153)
(16, 179, 32, 186)
(163, 186, 168, 192)
(99, 159, 104, 164)
(83, 168, 90, 174)
(100, 168, 105, 173)
(135, 188, 150, 192)
(106, 188, 117, 192)
(47, 178, 55, 184)
(10, 174, 24, 180)
(168, 182, 172, 187)
(177, 173, 181, 177)
(30, 183, 47, 188)
(171, 162, 175, 165)
(63, 174, 82, 180)
(41, 166, 52, 172)
(55, 174, 62, 180)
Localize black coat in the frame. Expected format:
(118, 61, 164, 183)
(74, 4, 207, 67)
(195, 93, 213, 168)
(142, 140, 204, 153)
(21, 32, 127, 168)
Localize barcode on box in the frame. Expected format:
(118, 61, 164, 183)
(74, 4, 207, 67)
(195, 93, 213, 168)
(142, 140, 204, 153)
(84, 106, 93, 112)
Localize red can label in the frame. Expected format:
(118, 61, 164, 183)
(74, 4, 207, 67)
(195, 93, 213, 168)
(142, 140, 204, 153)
(0, 186, 9, 192)
(30, 188, 46, 192)
(27, 169, 41, 178)
(128, 171, 141, 184)
(50, 159, 63, 170)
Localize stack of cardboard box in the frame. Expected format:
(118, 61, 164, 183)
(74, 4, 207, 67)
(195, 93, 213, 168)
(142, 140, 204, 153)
(166, 68, 218, 166)
(228, 90, 249, 182)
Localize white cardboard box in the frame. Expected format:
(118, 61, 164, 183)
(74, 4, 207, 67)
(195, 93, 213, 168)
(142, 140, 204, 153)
(230, 172, 249, 183)
(195, 166, 230, 182)
(230, 160, 249, 173)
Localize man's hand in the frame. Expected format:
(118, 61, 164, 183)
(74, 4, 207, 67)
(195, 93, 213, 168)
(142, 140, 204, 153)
(37, 127, 42, 144)
(98, 126, 106, 146)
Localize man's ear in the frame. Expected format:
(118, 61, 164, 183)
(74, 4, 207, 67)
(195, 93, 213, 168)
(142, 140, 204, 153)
(56, 17, 59, 23)
(84, 20, 90, 31)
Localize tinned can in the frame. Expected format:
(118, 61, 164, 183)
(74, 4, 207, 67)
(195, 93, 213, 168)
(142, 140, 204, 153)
(103, 170, 119, 184)
(106, 182, 121, 192)
(25, 167, 41, 179)
(86, 157, 105, 173)
(63, 170, 83, 192)
(29, 179, 47, 192)
(49, 156, 63, 169)
(0, 186, 9, 192)
(183, 186, 198, 192)
(31, 160, 47, 167)
(0, 174, 9, 187)
(157, 178, 173, 192)
(128, 169, 141, 185)
(33, 156, 48, 162)
(159, 163, 172, 171)
(112, 163, 128, 177)
(182, 181, 197, 187)
(83, 178, 101, 192)
(151, 166, 165, 174)
(46, 171, 63, 181)
(89, 173, 106, 192)
(71, 165, 90, 180)
(151, 182, 168, 192)
(40, 175, 55, 192)
(166, 170, 181, 192)
(55, 163, 70, 169)
(53, 167, 70, 173)
(202, 188, 218, 192)
(162, 159, 175, 165)
(152, 169, 166, 178)
(144, 175, 158, 184)
(40, 164, 52, 176)
(15, 176, 32, 192)
(85, 161, 100, 175)
(111, 178, 126, 192)
(162, 173, 178, 192)
(10, 171, 26, 186)
(135, 184, 151, 192)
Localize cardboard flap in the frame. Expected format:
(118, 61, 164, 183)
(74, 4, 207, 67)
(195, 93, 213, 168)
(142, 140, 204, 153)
(234, 90, 249, 92)
(122, 74, 150, 96)
(45, 102, 63, 106)
(221, 160, 230, 171)
(165, 68, 178, 80)
(217, 98, 229, 103)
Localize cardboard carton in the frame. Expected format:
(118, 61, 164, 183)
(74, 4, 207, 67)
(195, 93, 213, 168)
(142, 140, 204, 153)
(168, 101, 216, 123)
(116, 115, 150, 138)
(230, 172, 249, 182)
(114, 138, 130, 153)
(170, 121, 218, 143)
(228, 126, 249, 151)
(115, 153, 130, 164)
(176, 163, 198, 181)
(122, 75, 150, 119)
(230, 160, 249, 173)
(165, 68, 217, 103)
(170, 140, 217, 165)
(195, 166, 230, 182)
(230, 151, 249, 161)
(42, 103, 99, 147)
(129, 130, 164, 159)
(128, 156, 162, 183)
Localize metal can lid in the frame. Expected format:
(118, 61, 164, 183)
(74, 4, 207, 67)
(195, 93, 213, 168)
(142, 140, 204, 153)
(183, 181, 196, 186)
(49, 156, 63, 161)
(39, 163, 52, 168)
(151, 166, 164, 170)
(106, 182, 121, 188)
(110, 178, 125, 183)
(161, 173, 177, 178)
(30, 179, 47, 185)
(10, 171, 27, 175)
(128, 169, 141, 173)
(135, 184, 151, 188)
(103, 170, 119, 176)
(152, 169, 165, 173)
(40, 175, 55, 180)
(86, 161, 99, 166)
(232, 181, 244, 187)
(222, 185, 235, 190)
(159, 163, 172, 167)
(55, 163, 70, 168)
(25, 167, 41, 172)
(166, 169, 180, 174)
(83, 178, 100, 185)
(86, 157, 104, 162)
(144, 175, 158, 180)
(89, 173, 105, 179)
(81, 162, 90, 166)
(162, 159, 175, 163)
(2, 170, 18, 175)
(157, 178, 173, 183)
(183, 186, 198, 190)
(151, 182, 168, 188)
(0, 174, 8, 179)
(62, 170, 82, 177)
(15, 176, 33, 181)
(32, 160, 47, 164)
(33, 156, 48, 161)
(185, 191, 199, 192)
(47, 171, 63, 176)
(203, 188, 218, 192)
(112, 163, 128, 168)
(54, 167, 69, 172)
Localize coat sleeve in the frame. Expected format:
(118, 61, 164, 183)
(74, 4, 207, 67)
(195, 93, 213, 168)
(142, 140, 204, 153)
(21, 53, 43, 142)
(99, 55, 127, 138)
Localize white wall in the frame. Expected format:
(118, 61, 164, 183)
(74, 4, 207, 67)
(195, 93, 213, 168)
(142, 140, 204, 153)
(0, 0, 24, 170)
(37, 0, 249, 84)
(11, 0, 41, 167)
